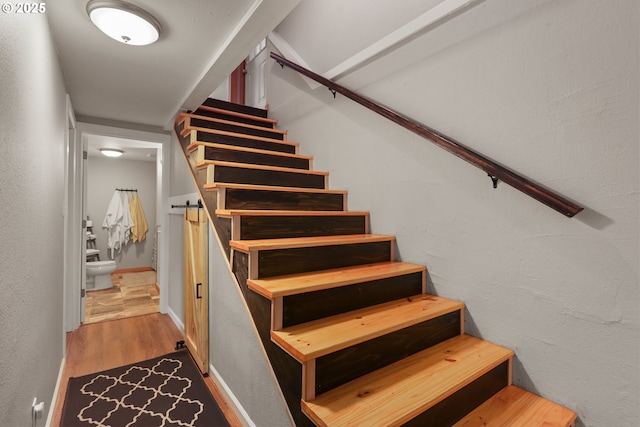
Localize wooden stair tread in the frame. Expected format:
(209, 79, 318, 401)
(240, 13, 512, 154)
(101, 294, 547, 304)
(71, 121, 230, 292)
(454, 385, 577, 427)
(196, 160, 328, 176)
(272, 294, 463, 361)
(197, 104, 278, 126)
(182, 126, 299, 148)
(302, 334, 514, 427)
(217, 209, 367, 218)
(176, 101, 576, 427)
(176, 101, 577, 427)
(248, 261, 424, 298)
(181, 112, 286, 135)
(187, 141, 312, 160)
(205, 182, 347, 195)
(230, 234, 394, 252)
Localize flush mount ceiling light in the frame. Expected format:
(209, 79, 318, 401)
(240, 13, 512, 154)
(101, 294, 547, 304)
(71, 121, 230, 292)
(86, 0, 161, 46)
(100, 148, 124, 157)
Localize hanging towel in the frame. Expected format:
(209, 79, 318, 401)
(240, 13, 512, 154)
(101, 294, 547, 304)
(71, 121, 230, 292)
(129, 194, 148, 242)
(102, 190, 134, 259)
(121, 191, 133, 245)
(103, 191, 124, 259)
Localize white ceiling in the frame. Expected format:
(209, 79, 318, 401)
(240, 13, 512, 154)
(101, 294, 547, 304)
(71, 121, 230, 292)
(47, 0, 300, 159)
(85, 134, 160, 162)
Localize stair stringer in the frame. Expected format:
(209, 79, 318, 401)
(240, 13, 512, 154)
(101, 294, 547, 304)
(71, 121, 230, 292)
(174, 118, 313, 427)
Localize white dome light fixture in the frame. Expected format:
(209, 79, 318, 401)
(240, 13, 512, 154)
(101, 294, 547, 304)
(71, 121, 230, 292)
(87, 0, 161, 46)
(100, 148, 124, 158)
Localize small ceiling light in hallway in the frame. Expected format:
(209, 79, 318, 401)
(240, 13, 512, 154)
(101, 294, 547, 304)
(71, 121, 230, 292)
(86, 0, 162, 46)
(100, 148, 124, 158)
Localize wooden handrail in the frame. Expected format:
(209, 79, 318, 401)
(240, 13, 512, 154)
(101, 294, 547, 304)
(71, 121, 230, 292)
(271, 52, 583, 218)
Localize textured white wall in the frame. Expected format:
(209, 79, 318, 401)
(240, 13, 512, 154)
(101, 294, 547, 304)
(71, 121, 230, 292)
(270, 1, 639, 426)
(276, 0, 445, 74)
(167, 134, 196, 322)
(86, 156, 157, 269)
(208, 230, 293, 426)
(170, 132, 198, 196)
(0, 13, 67, 427)
(167, 209, 187, 323)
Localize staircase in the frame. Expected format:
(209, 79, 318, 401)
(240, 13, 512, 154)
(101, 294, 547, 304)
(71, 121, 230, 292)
(175, 98, 577, 427)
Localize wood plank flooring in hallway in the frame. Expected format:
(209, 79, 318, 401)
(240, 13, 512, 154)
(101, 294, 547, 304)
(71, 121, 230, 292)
(84, 283, 159, 324)
(51, 313, 242, 427)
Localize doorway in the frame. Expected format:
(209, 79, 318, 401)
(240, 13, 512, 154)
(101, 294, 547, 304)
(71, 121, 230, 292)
(64, 121, 171, 331)
(83, 136, 159, 323)
(245, 38, 268, 109)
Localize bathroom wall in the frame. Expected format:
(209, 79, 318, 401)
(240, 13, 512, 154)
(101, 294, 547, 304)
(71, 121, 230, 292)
(86, 155, 157, 270)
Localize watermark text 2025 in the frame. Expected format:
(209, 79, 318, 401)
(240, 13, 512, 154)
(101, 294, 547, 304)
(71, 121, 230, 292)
(1, 3, 46, 13)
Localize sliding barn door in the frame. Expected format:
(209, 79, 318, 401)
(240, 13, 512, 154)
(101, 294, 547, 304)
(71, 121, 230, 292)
(184, 209, 209, 373)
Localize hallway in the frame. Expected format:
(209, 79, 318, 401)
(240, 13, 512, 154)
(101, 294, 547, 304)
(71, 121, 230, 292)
(51, 313, 241, 427)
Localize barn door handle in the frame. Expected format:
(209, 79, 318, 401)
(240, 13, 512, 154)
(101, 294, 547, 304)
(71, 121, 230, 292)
(196, 283, 202, 299)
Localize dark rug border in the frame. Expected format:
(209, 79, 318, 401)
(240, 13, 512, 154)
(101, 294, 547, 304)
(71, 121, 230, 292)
(60, 349, 230, 427)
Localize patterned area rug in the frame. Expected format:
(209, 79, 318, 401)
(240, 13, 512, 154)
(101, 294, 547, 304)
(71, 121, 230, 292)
(61, 350, 230, 427)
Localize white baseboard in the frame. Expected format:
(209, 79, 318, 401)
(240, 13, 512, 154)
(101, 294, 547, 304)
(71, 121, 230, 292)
(167, 306, 184, 333)
(45, 357, 65, 427)
(166, 308, 254, 426)
(209, 364, 255, 427)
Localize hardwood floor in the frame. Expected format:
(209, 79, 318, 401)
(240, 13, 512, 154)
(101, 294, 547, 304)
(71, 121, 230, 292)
(51, 313, 242, 427)
(84, 271, 159, 323)
(84, 284, 159, 323)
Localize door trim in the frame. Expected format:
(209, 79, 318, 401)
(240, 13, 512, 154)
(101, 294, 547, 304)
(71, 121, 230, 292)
(64, 121, 170, 331)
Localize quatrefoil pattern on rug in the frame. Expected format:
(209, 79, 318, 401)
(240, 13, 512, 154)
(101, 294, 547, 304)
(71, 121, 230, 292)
(77, 357, 205, 427)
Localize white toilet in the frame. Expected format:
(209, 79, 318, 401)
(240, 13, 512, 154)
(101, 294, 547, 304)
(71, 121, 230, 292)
(86, 259, 117, 290)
